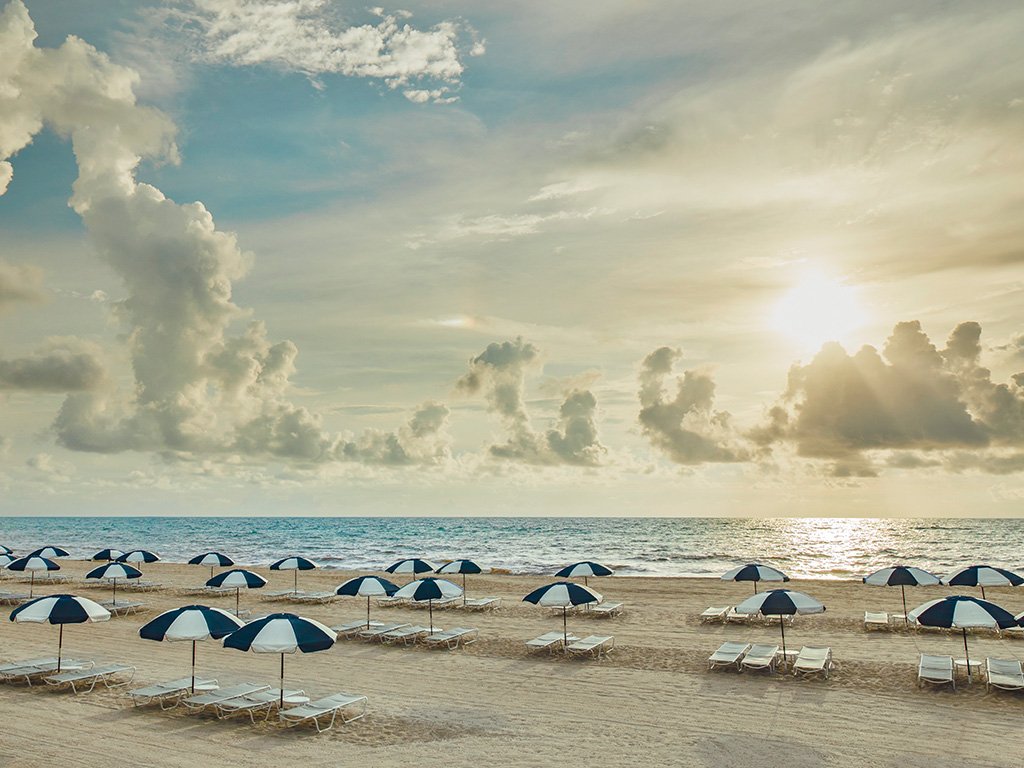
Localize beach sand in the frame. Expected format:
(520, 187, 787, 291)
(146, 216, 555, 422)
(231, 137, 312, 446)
(0, 562, 1020, 767)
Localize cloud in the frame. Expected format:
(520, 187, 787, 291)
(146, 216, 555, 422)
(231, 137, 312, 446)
(0, 260, 45, 312)
(172, 0, 480, 102)
(0, 2, 448, 466)
(0, 338, 106, 392)
(637, 346, 747, 465)
(456, 337, 605, 465)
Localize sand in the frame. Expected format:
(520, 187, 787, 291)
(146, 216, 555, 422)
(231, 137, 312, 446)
(0, 562, 1021, 767)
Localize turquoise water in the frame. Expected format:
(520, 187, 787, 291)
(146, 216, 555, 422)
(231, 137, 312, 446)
(0, 517, 1020, 580)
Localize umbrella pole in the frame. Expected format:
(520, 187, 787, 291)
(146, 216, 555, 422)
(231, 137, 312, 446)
(754, 581, 758, 595)
(366, 595, 371, 629)
(210, 566, 214, 580)
(280, 654, 285, 707)
(779, 615, 786, 671)
(429, 599, 434, 634)
(191, 640, 196, 693)
(901, 585, 908, 624)
(463, 573, 467, 605)
(981, 586, 986, 601)
(584, 576, 588, 587)
(30, 572, 34, 598)
(112, 578, 117, 606)
(236, 587, 240, 617)
(57, 624, 63, 672)
(563, 607, 568, 653)
(294, 570, 298, 595)
(962, 628, 971, 683)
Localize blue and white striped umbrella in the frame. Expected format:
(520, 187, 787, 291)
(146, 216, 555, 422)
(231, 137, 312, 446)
(10, 594, 110, 672)
(0, 545, 11, 555)
(91, 549, 124, 562)
(735, 589, 825, 664)
(118, 549, 161, 565)
(385, 559, 436, 586)
(189, 551, 235, 579)
(0, 554, 15, 568)
(270, 556, 318, 595)
(943, 565, 1024, 600)
(523, 581, 603, 647)
(335, 575, 399, 628)
(394, 578, 462, 633)
(7, 555, 60, 597)
(85, 562, 143, 606)
(28, 546, 70, 559)
(721, 563, 789, 594)
(555, 561, 614, 587)
(207, 569, 268, 616)
(863, 565, 941, 622)
(909, 595, 1017, 682)
(223, 613, 336, 706)
(435, 559, 482, 604)
(139, 604, 245, 692)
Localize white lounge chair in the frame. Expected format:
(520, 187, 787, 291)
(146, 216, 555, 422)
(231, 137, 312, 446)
(918, 654, 955, 690)
(0, 591, 31, 604)
(700, 606, 730, 624)
(460, 597, 501, 611)
(382, 626, 433, 645)
(864, 612, 889, 630)
(792, 646, 833, 679)
(526, 631, 578, 653)
(423, 627, 479, 649)
(101, 601, 146, 616)
(726, 607, 754, 624)
(182, 585, 233, 596)
(986, 658, 1024, 692)
(181, 682, 270, 712)
(0, 659, 92, 685)
(763, 614, 795, 627)
(279, 692, 368, 732)
(708, 642, 751, 671)
(591, 602, 623, 618)
(359, 622, 410, 641)
(332, 620, 384, 638)
(215, 688, 305, 723)
(566, 635, 614, 659)
(123, 580, 162, 591)
(128, 677, 218, 708)
(44, 663, 135, 693)
(262, 589, 304, 601)
(289, 591, 337, 604)
(740, 644, 779, 673)
(375, 595, 408, 608)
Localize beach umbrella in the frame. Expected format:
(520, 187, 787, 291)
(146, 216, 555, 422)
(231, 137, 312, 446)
(435, 560, 482, 604)
(189, 551, 235, 579)
(1, 545, 13, 555)
(555, 561, 613, 587)
(909, 595, 1016, 683)
(118, 550, 161, 565)
(335, 575, 399, 628)
(721, 563, 789, 594)
(10, 594, 110, 672)
(734, 589, 825, 666)
(0, 554, 15, 569)
(206, 569, 267, 617)
(863, 565, 941, 623)
(7, 555, 60, 597)
(139, 605, 244, 693)
(91, 548, 124, 562)
(85, 562, 142, 605)
(943, 565, 1023, 600)
(269, 556, 318, 595)
(385, 558, 436, 584)
(28, 546, 70, 559)
(223, 613, 335, 707)
(393, 577, 462, 634)
(523, 581, 602, 649)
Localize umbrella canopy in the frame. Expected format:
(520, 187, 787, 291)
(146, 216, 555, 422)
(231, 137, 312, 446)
(139, 604, 244, 692)
(0, 545, 11, 555)
(909, 595, 1017, 682)
(91, 549, 124, 562)
(394, 577, 462, 634)
(554, 561, 614, 587)
(863, 565, 941, 623)
(10, 594, 110, 672)
(207, 569, 268, 616)
(188, 551, 235, 579)
(223, 613, 336, 706)
(85, 562, 143, 605)
(7, 555, 60, 597)
(523, 581, 602, 648)
(721, 563, 789, 594)
(28, 546, 70, 559)
(0, 554, 15, 568)
(269, 556, 318, 595)
(735, 589, 826, 665)
(335, 575, 399, 628)
(118, 550, 161, 564)
(435, 560, 483, 604)
(385, 559, 436, 584)
(943, 565, 1024, 600)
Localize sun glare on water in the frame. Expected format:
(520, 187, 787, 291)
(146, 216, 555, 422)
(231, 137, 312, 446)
(770, 274, 865, 352)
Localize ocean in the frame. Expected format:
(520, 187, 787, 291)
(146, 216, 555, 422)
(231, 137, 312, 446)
(0, 517, 1019, 580)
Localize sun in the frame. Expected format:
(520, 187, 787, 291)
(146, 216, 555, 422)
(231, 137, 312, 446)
(770, 274, 865, 352)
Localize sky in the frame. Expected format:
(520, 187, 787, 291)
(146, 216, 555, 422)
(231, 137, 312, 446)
(2, 0, 1024, 517)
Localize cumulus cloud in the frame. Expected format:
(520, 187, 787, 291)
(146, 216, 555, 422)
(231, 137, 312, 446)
(0, 1, 448, 466)
(171, 0, 481, 102)
(0, 339, 106, 392)
(637, 346, 747, 465)
(456, 338, 605, 465)
(0, 260, 45, 312)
